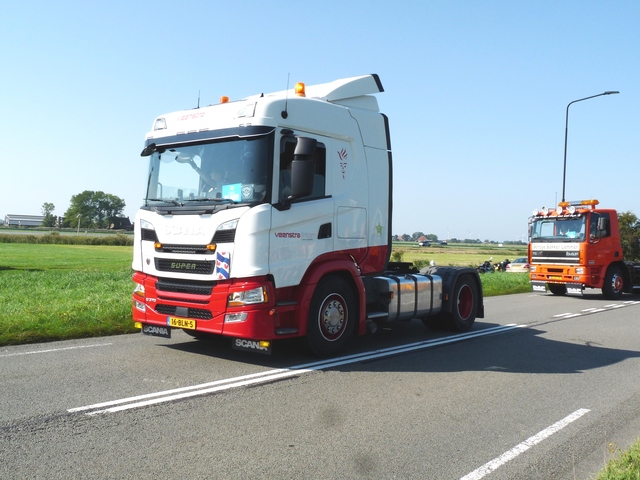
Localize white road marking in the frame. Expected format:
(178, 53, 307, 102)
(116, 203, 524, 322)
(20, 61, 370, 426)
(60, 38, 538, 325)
(69, 324, 526, 415)
(460, 408, 590, 480)
(554, 313, 582, 318)
(0, 343, 112, 358)
(554, 301, 637, 320)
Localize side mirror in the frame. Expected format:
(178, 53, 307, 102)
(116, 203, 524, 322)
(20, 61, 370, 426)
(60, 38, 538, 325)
(289, 137, 317, 199)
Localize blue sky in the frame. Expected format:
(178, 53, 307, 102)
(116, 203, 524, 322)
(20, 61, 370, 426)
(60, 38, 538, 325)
(1, 1, 637, 241)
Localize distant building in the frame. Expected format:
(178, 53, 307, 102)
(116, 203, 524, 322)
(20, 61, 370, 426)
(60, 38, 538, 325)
(3, 214, 45, 227)
(108, 216, 133, 230)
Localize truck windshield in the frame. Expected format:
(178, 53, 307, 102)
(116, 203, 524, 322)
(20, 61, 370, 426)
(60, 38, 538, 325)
(144, 134, 272, 206)
(530, 215, 586, 241)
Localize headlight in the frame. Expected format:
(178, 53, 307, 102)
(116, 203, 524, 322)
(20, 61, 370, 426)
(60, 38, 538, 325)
(218, 219, 239, 231)
(140, 219, 155, 230)
(575, 267, 585, 274)
(530, 266, 537, 272)
(133, 283, 145, 297)
(228, 286, 268, 307)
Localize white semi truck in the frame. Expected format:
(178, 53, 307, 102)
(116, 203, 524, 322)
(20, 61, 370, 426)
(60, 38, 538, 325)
(132, 74, 484, 356)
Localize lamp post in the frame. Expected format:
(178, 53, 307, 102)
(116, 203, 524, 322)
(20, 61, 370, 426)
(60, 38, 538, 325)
(561, 90, 619, 203)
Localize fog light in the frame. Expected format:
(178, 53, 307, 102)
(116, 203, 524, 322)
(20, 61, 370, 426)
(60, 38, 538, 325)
(575, 267, 585, 274)
(134, 300, 146, 312)
(225, 313, 248, 323)
(134, 322, 143, 329)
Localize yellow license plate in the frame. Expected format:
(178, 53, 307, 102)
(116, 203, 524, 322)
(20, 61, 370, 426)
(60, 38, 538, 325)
(550, 276, 563, 280)
(168, 317, 196, 330)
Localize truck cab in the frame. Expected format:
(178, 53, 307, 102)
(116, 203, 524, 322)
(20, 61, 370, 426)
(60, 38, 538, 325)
(132, 75, 483, 356)
(529, 199, 638, 299)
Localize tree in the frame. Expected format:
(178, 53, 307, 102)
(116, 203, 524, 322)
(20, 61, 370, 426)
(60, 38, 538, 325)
(62, 191, 126, 229)
(618, 211, 640, 261)
(41, 202, 56, 227)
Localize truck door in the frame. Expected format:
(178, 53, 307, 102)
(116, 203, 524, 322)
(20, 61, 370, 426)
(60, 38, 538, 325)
(270, 136, 334, 288)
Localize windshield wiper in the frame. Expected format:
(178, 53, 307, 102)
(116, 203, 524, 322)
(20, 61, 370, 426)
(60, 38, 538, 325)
(184, 198, 236, 204)
(146, 198, 184, 206)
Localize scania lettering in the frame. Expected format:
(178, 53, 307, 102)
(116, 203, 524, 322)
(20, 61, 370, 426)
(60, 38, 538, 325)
(132, 75, 484, 356)
(233, 339, 271, 354)
(142, 325, 171, 338)
(529, 199, 640, 299)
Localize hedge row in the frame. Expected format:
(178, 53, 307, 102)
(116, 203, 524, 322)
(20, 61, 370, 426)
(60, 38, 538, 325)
(0, 232, 133, 246)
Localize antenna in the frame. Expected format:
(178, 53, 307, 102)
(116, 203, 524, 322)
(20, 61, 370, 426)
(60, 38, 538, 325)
(197, 90, 200, 109)
(281, 73, 290, 119)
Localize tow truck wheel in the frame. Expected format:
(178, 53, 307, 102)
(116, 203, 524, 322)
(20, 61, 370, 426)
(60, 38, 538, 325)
(602, 266, 624, 300)
(307, 275, 356, 357)
(548, 284, 567, 296)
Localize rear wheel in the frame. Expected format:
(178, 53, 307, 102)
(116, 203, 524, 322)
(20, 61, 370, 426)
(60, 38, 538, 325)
(449, 274, 478, 331)
(307, 275, 357, 357)
(602, 266, 624, 300)
(423, 274, 478, 332)
(548, 284, 567, 296)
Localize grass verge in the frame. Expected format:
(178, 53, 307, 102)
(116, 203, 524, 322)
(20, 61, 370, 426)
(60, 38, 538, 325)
(596, 439, 640, 479)
(0, 243, 136, 345)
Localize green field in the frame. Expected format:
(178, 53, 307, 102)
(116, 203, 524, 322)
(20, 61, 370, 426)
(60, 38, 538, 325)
(0, 243, 136, 345)
(391, 241, 527, 268)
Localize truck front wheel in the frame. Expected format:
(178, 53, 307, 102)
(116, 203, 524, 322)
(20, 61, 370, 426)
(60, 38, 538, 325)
(602, 266, 624, 300)
(306, 275, 356, 357)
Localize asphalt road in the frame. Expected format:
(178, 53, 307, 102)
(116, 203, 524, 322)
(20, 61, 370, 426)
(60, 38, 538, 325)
(1, 291, 640, 479)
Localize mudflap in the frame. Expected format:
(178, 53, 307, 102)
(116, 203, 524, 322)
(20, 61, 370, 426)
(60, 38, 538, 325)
(531, 281, 547, 293)
(565, 284, 584, 295)
(141, 324, 171, 338)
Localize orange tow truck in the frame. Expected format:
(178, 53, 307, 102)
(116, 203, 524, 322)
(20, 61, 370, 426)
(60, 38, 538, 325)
(528, 199, 640, 299)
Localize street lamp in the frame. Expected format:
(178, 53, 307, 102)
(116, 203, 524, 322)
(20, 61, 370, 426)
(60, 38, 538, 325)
(561, 90, 619, 203)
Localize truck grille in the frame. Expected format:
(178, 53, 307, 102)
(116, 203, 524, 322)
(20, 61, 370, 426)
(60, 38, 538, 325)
(156, 304, 213, 320)
(155, 259, 215, 275)
(156, 279, 215, 295)
(141, 228, 159, 242)
(212, 229, 236, 243)
(155, 244, 214, 255)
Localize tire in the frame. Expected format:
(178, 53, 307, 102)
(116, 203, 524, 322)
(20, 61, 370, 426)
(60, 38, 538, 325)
(424, 274, 478, 332)
(448, 274, 478, 332)
(306, 275, 357, 357)
(548, 284, 567, 296)
(602, 265, 624, 300)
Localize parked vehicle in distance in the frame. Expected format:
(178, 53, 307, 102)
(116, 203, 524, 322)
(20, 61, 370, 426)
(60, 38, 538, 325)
(506, 257, 530, 272)
(418, 240, 431, 247)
